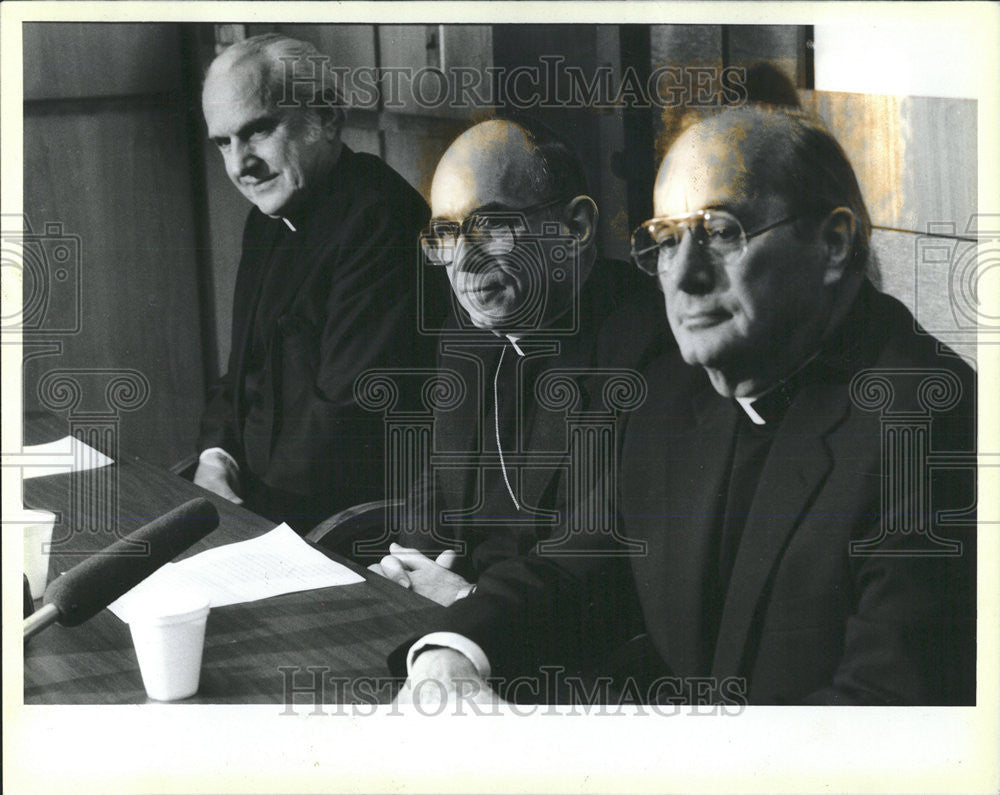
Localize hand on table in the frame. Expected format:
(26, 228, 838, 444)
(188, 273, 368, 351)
(193, 451, 243, 505)
(395, 647, 505, 709)
(368, 543, 473, 606)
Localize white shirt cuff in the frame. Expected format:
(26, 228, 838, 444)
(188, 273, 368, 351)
(199, 447, 240, 473)
(406, 632, 492, 679)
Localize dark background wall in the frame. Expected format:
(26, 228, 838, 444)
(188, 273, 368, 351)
(21, 22, 978, 469)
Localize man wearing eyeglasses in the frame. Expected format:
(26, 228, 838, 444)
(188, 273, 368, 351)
(390, 105, 975, 706)
(367, 117, 665, 627)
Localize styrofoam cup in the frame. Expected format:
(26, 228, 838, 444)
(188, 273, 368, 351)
(127, 589, 211, 701)
(23, 510, 56, 600)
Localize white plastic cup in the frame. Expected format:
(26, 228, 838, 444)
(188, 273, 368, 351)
(23, 510, 57, 600)
(127, 589, 211, 701)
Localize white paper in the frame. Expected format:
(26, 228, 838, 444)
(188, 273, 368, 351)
(107, 523, 364, 621)
(21, 435, 114, 479)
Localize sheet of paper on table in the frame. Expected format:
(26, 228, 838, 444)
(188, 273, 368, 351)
(21, 435, 114, 479)
(107, 523, 364, 622)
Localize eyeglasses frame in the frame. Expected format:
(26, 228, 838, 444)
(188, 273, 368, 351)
(630, 208, 798, 275)
(421, 196, 570, 267)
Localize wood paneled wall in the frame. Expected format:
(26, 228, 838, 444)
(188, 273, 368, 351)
(22, 23, 207, 468)
(649, 24, 978, 365)
(800, 90, 978, 364)
(21, 23, 978, 473)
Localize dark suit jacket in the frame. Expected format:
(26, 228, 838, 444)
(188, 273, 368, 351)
(198, 146, 445, 531)
(395, 258, 668, 581)
(394, 282, 977, 705)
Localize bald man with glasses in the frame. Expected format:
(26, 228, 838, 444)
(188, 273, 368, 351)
(390, 106, 976, 707)
(366, 117, 666, 633)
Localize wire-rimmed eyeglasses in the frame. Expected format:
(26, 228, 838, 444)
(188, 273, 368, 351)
(420, 196, 568, 267)
(630, 209, 797, 275)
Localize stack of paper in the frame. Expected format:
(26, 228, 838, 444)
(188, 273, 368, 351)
(108, 524, 364, 621)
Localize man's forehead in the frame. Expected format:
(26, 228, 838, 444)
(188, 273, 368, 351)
(653, 120, 772, 215)
(430, 122, 541, 217)
(203, 56, 271, 118)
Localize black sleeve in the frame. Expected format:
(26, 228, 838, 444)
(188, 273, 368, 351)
(802, 388, 977, 706)
(800, 520, 976, 705)
(197, 210, 259, 463)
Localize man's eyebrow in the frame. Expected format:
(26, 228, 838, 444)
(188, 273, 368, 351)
(208, 114, 279, 142)
(434, 201, 516, 220)
(469, 201, 513, 213)
(659, 202, 731, 218)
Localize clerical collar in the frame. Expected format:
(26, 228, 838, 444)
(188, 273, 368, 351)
(733, 351, 822, 426)
(275, 144, 349, 233)
(734, 396, 767, 425)
(505, 335, 525, 357)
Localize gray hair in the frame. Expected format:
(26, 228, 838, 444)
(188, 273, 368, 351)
(693, 105, 874, 276)
(209, 33, 346, 127)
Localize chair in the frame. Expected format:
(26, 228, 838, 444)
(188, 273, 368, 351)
(305, 498, 403, 560)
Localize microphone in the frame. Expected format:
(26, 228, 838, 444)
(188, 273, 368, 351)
(24, 497, 219, 639)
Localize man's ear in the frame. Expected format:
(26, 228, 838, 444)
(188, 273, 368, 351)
(819, 206, 856, 286)
(563, 195, 599, 248)
(319, 107, 345, 141)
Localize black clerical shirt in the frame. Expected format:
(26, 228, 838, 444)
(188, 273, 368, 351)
(703, 366, 815, 661)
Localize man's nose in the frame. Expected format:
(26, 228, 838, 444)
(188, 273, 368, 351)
(662, 230, 715, 295)
(452, 235, 507, 272)
(225, 141, 260, 181)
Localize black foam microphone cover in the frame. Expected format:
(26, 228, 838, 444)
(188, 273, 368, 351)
(43, 497, 219, 626)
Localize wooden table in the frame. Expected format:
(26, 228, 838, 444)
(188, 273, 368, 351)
(22, 412, 444, 704)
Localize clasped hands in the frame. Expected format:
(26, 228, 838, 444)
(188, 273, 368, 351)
(369, 545, 506, 707)
(368, 543, 473, 606)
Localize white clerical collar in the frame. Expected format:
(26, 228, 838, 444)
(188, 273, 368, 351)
(281, 217, 297, 232)
(734, 397, 767, 425)
(505, 335, 526, 357)
(732, 350, 824, 426)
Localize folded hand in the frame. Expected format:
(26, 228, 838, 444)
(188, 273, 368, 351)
(368, 543, 473, 606)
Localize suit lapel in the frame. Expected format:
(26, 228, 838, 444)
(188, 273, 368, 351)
(711, 384, 849, 678)
(231, 216, 285, 427)
(435, 338, 497, 510)
(649, 378, 739, 677)
(518, 336, 588, 514)
(254, 148, 356, 337)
